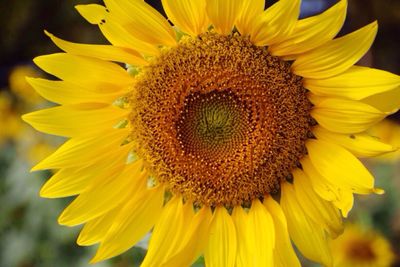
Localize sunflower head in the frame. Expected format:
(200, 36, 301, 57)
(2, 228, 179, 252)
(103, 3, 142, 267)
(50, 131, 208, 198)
(331, 224, 396, 267)
(129, 32, 313, 206)
(23, 0, 400, 266)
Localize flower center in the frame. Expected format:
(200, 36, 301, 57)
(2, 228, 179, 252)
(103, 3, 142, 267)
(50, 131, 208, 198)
(176, 90, 252, 161)
(128, 33, 313, 206)
(347, 239, 376, 261)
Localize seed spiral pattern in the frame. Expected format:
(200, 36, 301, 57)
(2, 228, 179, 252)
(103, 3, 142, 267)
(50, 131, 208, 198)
(129, 33, 313, 206)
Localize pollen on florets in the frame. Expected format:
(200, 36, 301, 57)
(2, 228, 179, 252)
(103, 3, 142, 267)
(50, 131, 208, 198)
(128, 32, 313, 206)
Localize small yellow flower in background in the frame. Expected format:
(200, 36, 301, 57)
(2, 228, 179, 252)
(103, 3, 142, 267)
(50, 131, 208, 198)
(331, 224, 395, 267)
(22, 0, 400, 266)
(9, 65, 43, 105)
(368, 119, 400, 162)
(2, 64, 56, 165)
(0, 92, 22, 144)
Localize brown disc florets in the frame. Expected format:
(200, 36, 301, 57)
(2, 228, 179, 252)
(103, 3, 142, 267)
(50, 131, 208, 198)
(347, 239, 376, 262)
(128, 32, 313, 206)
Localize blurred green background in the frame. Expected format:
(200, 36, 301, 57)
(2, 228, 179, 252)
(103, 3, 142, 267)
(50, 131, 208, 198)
(0, 0, 399, 266)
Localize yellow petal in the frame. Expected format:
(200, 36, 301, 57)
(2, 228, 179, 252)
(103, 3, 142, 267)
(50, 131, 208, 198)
(281, 183, 333, 266)
(40, 168, 91, 198)
(34, 53, 134, 86)
(306, 139, 377, 194)
(313, 126, 395, 158)
(206, 0, 242, 35)
(269, 0, 347, 56)
(26, 78, 123, 105)
(161, 0, 209, 36)
(91, 185, 165, 263)
(232, 206, 249, 267)
(247, 199, 275, 266)
(332, 190, 354, 218)
(58, 160, 145, 226)
(161, 206, 213, 267)
(250, 0, 300, 46)
(292, 169, 343, 238)
(362, 86, 400, 114)
(75, 4, 159, 56)
(264, 196, 301, 267)
(77, 208, 119, 246)
(45, 31, 147, 66)
(141, 197, 185, 267)
(311, 98, 386, 134)
(233, 200, 275, 267)
(22, 104, 128, 137)
(301, 157, 354, 217)
(74, 3, 105, 24)
(99, 18, 160, 56)
(292, 21, 378, 79)
(40, 146, 131, 198)
(31, 128, 129, 170)
(204, 206, 237, 267)
(103, 0, 176, 46)
(235, 0, 264, 36)
(304, 66, 400, 100)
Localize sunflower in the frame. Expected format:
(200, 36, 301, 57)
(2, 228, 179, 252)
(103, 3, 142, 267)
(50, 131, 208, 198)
(23, 0, 400, 266)
(330, 224, 396, 267)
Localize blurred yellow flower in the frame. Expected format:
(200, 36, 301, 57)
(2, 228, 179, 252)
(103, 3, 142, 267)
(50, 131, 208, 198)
(26, 137, 56, 165)
(331, 223, 395, 267)
(9, 65, 43, 104)
(0, 92, 22, 144)
(2, 65, 55, 164)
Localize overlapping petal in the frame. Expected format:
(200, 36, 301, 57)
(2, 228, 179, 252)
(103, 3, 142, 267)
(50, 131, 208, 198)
(22, 103, 128, 137)
(45, 31, 147, 66)
(362, 87, 400, 114)
(75, 4, 160, 55)
(31, 128, 129, 170)
(91, 185, 165, 263)
(306, 139, 381, 195)
(311, 98, 386, 134)
(235, 0, 264, 36)
(204, 206, 237, 267)
(58, 160, 145, 226)
(281, 183, 333, 266)
(292, 21, 378, 79)
(77, 208, 119, 246)
(270, 0, 347, 57)
(313, 126, 396, 157)
(140, 197, 186, 267)
(206, 0, 242, 35)
(40, 146, 130, 198)
(162, 0, 209, 36)
(34, 53, 134, 86)
(103, 0, 177, 46)
(304, 66, 400, 100)
(264, 196, 301, 267)
(27, 78, 123, 105)
(233, 200, 275, 267)
(250, 0, 300, 46)
(161, 207, 212, 267)
(301, 157, 354, 217)
(292, 169, 343, 237)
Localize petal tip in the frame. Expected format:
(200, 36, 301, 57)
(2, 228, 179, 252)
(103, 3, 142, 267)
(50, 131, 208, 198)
(374, 188, 385, 195)
(30, 162, 45, 172)
(89, 249, 109, 264)
(39, 182, 56, 198)
(57, 211, 73, 226)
